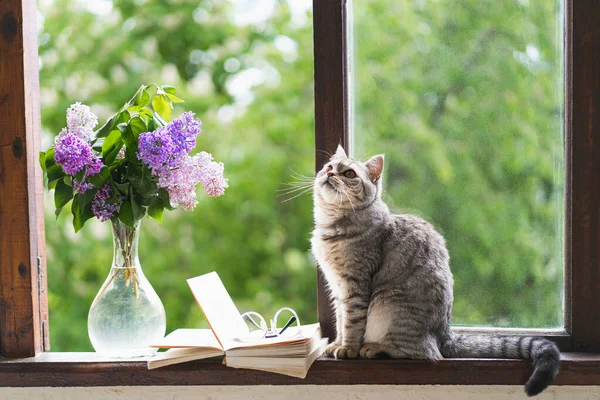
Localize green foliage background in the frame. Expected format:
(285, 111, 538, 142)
(38, 0, 563, 351)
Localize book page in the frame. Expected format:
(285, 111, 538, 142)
(187, 272, 248, 348)
(147, 347, 224, 370)
(225, 338, 328, 379)
(149, 329, 223, 349)
(224, 323, 321, 352)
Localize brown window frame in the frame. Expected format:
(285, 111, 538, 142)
(312, 0, 600, 353)
(1, 0, 600, 387)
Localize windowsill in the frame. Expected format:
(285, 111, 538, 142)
(0, 352, 599, 387)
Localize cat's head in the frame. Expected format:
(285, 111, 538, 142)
(314, 145, 384, 210)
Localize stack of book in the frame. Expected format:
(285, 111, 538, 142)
(148, 272, 327, 378)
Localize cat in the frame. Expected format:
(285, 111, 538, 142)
(310, 145, 560, 396)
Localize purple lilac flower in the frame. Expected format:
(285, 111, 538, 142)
(73, 179, 94, 194)
(201, 160, 228, 197)
(66, 102, 98, 141)
(137, 112, 202, 171)
(54, 129, 104, 193)
(86, 154, 103, 176)
(92, 184, 120, 222)
(54, 129, 94, 175)
(137, 131, 175, 171)
(137, 112, 224, 210)
(155, 152, 227, 211)
(168, 112, 202, 155)
(73, 154, 103, 194)
(155, 153, 206, 211)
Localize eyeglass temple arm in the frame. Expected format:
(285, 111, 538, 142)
(278, 316, 297, 335)
(243, 314, 264, 331)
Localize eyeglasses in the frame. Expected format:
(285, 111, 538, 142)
(235, 307, 302, 343)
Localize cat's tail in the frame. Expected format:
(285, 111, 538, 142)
(439, 333, 560, 396)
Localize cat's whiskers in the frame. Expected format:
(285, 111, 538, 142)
(289, 168, 315, 182)
(280, 186, 314, 202)
(316, 149, 334, 159)
(277, 182, 314, 193)
(277, 185, 313, 198)
(278, 172, 315, 202)
(338, 185, 356, 211)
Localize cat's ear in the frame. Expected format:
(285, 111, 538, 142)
(365, 154, 384, 182)
(334, 144, 347, 159)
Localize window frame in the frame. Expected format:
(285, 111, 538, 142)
(312, 0, 600, 354)
(0, 0, 599, 361)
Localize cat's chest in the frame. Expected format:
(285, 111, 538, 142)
(311, 233, 354, 280)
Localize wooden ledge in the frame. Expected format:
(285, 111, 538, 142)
(0, 353, 599, 387)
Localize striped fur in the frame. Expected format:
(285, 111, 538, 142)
(311, 146, 559, 396)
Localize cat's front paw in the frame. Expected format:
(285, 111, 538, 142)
(333, 345, 359, 359)
(359, 343, 385, 359)
(324, 342, 340, 357)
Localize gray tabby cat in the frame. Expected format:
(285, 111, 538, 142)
(311, 145, 560, 396)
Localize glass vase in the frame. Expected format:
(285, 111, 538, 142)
(87, 219, 166, 357)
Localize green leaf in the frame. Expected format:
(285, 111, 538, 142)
(118, 122, 141, 163)
(118, 198, 134, 227)
(137, 89, 151, 108)
(116, 110, 130, 125)
(148, 188, 172, 223)
(74, 169, 85, 186)
(127, 164, 157, 199)
(54, 178, 73, 209)
(131, 189, 146, 222)
(55, 206, 64, 219)
(95, 114, 116, 138)
(113, 181, 130, 196)
(157, 188, 174, 211)
(91, 137, 104, 152)
(126, 85, 146, 109)
(130, 116, 147, 136)
(139, 108, 153, 125)
(39, 152, 47, 172)
(148, 200, 164, 223)
(147, 114, 164, 131)
(105, 196, 121, 205)
(161, 85, 177, 94)
(152, 94, 172, 121)
(48, 179, 59, 190)
(118, 123, 138, 154)
(72, 194, 94, 233)
(45, 148, 66, 182)
(102, 130, 124, 165)
(87, 166, 111, 187)
(154, 111, 168, 127)
(127, 88, 151, 112)
(77, 187, 97, 210)
(164, 92, 184, 103)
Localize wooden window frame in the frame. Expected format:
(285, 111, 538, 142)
(1, 0, 600, 388)
(313, 0, 600, 353)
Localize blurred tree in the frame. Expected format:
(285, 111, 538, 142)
(39, 0, 563, 351)
(352, 0, 564, 327)
(39, 0, 316, 351)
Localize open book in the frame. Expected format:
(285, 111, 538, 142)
(147, 272, 327, 378)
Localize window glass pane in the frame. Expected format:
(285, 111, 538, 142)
(38, 0, 315, 351)
(350, 0, 564, 328)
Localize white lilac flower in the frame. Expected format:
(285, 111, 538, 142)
(66, 102, 98, 141)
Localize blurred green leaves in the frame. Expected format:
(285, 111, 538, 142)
(39, 0, 316, 352)
(38, 0, 563, 353)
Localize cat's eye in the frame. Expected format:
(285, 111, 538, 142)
(344, 170, 356, 178)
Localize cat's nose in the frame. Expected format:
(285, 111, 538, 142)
(327, 171, 334, 177)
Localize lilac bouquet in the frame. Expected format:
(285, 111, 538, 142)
(40, 84, 228, 232)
